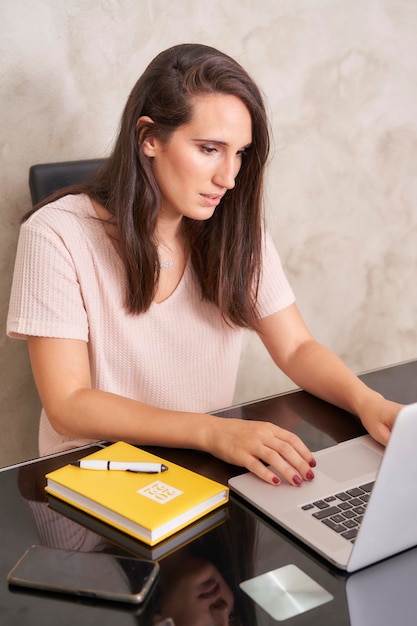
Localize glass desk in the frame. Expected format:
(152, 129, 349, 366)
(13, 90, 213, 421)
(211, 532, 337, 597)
(1, 359, 417, 625)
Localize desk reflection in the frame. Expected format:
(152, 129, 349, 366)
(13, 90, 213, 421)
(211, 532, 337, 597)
(10, 360, 417, 625)
(18, 457, 257, 625)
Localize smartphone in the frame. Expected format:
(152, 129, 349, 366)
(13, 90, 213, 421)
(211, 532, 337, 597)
(7, 545, 159, 604)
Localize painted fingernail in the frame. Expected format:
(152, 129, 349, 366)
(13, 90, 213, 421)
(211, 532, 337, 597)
(293, 475, 303, 486)
(309, 459, 317, 468)
(306, 470, 315, 480)
(272, 476, 281, 485)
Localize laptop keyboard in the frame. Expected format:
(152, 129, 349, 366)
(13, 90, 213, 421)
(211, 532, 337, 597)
(301, 481, 374, 543)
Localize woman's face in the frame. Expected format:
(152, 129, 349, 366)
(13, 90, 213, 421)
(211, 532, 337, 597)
(154, 554, 236, 626)
(142, 93, 252, 223)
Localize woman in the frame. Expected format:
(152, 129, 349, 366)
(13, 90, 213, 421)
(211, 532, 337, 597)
(7, 43, 401, 486)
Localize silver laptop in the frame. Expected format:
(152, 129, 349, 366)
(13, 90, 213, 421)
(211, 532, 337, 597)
(229, 402, 417, 572)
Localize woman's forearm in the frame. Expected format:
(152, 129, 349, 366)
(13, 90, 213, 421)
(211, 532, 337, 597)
(48, 386, 214, 450)
(281, 339, 383, 416)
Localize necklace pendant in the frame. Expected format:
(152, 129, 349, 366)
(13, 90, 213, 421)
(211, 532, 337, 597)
(160, 260, 174, 269)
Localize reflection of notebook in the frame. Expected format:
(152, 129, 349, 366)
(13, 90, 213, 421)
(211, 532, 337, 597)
(48, 496, 228, 561)
(229, 402, 417, 572)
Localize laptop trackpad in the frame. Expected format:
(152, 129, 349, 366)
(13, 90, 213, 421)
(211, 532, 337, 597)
(318, 444, 382, 483)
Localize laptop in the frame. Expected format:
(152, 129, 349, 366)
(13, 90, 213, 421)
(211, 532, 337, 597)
(235, 492, 417, 624)
(229, 402, 417, 572)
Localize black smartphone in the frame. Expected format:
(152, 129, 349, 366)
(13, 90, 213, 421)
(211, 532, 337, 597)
(7, 545, 159, 604)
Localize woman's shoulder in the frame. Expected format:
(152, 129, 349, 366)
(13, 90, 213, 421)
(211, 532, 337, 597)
(24, 194, 94, 226)
(23, 193, 96, 231)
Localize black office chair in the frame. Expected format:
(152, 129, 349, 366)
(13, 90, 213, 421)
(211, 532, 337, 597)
(29, 158, 106, 206)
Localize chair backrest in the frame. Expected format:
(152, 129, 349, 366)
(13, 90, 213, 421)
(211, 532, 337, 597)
(29, 158, 106, 206)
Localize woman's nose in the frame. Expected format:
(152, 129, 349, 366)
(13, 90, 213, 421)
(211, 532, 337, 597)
(213, 159, 238, 190)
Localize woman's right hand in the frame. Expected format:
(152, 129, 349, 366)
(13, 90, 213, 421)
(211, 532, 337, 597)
(204, 416, 316, 486)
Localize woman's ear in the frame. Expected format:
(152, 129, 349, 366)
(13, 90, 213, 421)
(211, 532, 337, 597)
(137, 115, 158, 157)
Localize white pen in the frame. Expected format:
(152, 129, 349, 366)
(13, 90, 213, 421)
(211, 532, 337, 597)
(70, 460, 168, 473)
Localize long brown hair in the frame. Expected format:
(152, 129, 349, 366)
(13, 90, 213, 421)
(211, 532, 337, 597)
(30, 44, 270, 329)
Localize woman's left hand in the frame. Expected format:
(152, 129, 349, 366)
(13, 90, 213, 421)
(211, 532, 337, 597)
(358, 395, 404, 446)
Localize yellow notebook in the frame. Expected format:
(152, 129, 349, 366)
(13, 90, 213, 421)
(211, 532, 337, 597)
(45, 442, 229, 546)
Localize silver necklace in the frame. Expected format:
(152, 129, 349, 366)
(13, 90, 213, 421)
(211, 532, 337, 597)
(158, 242, 175, 269)
(159, 260, 174, 269)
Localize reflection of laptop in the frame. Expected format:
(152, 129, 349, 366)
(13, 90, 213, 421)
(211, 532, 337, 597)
(346, 545, 417, 625)
(229, 402, 417, 572)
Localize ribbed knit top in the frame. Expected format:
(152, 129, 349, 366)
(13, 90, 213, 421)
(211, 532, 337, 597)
(7, 194, 295, 455)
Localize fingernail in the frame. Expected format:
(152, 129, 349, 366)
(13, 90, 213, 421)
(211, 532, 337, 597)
(306, 470, 315, 480)
(272, 476, 281, 485)
(309, 459, 317, 468)
(293, 475, 302, 486)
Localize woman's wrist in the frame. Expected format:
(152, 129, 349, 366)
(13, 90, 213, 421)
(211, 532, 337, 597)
(190, 413, 220, 454)
(351, 386, 385, 422)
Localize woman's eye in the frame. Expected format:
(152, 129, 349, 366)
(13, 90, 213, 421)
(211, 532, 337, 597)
(201, 146, 217, 154)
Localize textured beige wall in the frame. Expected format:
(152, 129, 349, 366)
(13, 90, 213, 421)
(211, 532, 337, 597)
(1, 0, 416, 467)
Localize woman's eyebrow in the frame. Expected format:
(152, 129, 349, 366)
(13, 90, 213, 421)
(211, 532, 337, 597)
(193, 138, 252, 149)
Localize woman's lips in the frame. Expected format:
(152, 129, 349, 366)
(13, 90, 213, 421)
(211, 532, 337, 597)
(200, 193, 223, 207)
